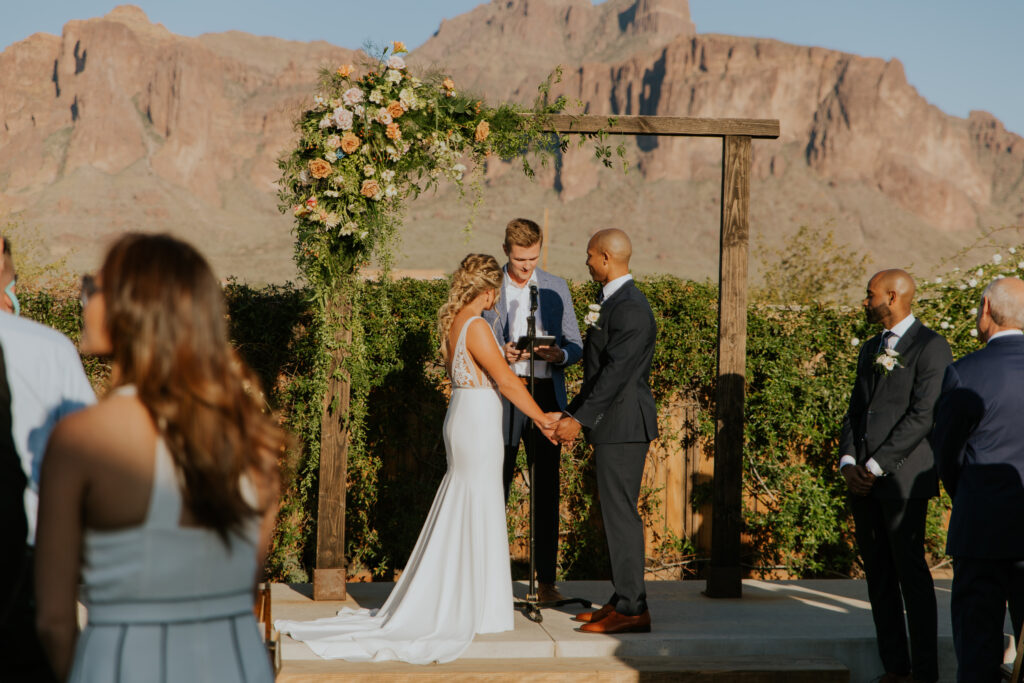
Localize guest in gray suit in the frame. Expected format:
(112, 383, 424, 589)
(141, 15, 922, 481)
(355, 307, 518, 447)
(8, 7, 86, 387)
(482, 218, 582, 602)
(839, 269, 951, 683)
(553, 228, 658, 635)
(932, 277, 1024, 682)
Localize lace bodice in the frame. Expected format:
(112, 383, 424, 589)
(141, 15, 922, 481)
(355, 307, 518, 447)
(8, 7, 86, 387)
(449, 317, 498, 389)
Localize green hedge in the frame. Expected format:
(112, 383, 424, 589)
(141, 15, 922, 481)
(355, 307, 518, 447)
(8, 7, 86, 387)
(24, 257, 1014, 582)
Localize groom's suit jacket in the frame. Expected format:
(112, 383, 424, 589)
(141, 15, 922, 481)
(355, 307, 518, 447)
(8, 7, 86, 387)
(932, 334, 1024, 559)
(839, 318, 952, 500)
(568, 279, 658, 445)
(483, 267, 583, 415)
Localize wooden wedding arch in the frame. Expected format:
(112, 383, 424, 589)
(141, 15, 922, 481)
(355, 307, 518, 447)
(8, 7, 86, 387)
(313, 114, 781, 600)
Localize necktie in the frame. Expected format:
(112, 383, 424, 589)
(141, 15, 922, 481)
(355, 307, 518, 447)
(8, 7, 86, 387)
(880, 330, 895, 351)
(596, 290, 605, 304)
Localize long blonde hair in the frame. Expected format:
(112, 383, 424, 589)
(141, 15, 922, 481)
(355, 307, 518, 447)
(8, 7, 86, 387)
(437, 253, 502, 363)
(101, 233, 284, 540)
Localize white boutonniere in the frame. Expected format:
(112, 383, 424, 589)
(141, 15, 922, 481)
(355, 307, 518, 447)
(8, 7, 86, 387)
(584, 303, 602, 329)
(874, 347, 903, 374)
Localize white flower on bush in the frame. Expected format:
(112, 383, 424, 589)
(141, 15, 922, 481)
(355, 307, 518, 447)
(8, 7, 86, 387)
(342, 87, 364, 106)
(369, 89, 384, 104)
(297, 169, 311, 185)
(1018, 260, 1024, 270)
(976, 268, 985, 277)
(993, 253, 1004, 264)
(1011, 247, 1018, 254)
(969, 278, 978, 287)
(332, 107, 354, 130)
(959, 283, 968, 290)
(934, 277, 943, 284)
(388, 55, 406, 70)
(354, 104, 365, 117)
(386, 69, 402, 84)
(970, 329, 979, 338)
(325, 212, 340, 228)
(324, 190, 340, 198)
(940, 321, 950, 329)
(363, 165, 375, 177)
(360, 230, 369, 239)
(970, 307, 978, 316)
(851, 337, 860, 347)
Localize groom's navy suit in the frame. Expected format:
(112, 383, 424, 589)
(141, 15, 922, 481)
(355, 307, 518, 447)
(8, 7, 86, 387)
(568, 278, 657, 616)
(840, 317, 951, 682)
(484, 266, 582, 585)
(932, 332, 1024, 682)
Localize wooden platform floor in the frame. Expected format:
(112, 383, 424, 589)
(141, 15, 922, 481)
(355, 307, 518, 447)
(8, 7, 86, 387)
(270, 578, 984, 683)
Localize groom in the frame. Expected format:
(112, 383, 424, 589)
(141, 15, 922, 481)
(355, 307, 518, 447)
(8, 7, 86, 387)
(553, 228, 658, 634)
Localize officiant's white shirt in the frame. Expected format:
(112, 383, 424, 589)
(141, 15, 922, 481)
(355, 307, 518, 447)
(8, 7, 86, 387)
(503, 268, 552, 379)
(0, 311, 96, 544)
(839, 313, 916, 476)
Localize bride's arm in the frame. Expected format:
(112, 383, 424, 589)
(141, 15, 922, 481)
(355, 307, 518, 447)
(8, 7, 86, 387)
(465, 319, 560, 430)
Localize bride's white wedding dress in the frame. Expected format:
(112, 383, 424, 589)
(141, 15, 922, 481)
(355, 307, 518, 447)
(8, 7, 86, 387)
(276, 316, 514, 663)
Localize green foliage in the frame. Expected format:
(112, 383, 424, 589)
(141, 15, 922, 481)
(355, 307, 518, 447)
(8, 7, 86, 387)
(756, 223, 870, 306)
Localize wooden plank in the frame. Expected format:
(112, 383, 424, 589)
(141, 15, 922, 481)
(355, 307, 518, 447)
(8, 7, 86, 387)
(525, 114, 780, 139)
(314, 294, 352, 600)
(706, 135, 752, 599)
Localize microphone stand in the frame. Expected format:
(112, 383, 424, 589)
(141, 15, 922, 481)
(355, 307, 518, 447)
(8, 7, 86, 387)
(513, 286, 591, 623)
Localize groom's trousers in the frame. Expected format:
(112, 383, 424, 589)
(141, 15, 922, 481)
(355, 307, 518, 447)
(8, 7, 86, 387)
(594, 441, 649, 616)
(502, 378, 561, 585)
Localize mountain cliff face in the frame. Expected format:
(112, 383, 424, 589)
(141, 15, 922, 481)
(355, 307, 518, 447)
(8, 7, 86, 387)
(1, 2, 1021, 283)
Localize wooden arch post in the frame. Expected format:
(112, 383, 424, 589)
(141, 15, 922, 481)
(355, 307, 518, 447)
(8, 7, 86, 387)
(536, 114, 779, 598)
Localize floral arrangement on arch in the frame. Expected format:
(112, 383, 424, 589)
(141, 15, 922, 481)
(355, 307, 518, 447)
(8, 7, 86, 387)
(279, 42, 563, 287)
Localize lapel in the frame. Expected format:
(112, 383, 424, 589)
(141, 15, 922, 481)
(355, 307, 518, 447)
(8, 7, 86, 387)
(869, 319, 922, 401)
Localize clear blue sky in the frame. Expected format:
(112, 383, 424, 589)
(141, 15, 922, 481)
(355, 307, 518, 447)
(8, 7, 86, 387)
(2, 0, 1021, 136)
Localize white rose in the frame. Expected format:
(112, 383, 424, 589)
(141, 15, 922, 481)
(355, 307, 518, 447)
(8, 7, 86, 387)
(386, 69, 403, 83)
(877, 355, 896, 371)
(399, 88, 416, 109)
(332, 107, 354, 130)
(884, 348, 899, 357)
(354, 104, 365, 117)
(452, 163, 467, 174)
(376, 109, 393, 125)
(342, 87, 364, 106)
(325, 151, 338, 162)
(388, 55, 406, 70)
(584, 311, 600, 326)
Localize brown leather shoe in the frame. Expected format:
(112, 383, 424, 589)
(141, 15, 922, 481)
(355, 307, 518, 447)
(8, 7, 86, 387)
(537, 582, 565, 603)
(578, 609, 651, 634)
(572, 603, 614, 623)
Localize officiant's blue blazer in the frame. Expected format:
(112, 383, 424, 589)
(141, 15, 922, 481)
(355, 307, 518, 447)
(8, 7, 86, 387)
(483, 266, 583, 429)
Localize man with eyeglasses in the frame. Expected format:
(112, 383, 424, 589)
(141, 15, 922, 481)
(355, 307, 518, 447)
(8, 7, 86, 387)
(0, 236, 95, 681)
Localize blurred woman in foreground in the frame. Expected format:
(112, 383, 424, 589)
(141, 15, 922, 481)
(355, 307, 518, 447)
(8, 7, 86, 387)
(34, 233, 283, 682)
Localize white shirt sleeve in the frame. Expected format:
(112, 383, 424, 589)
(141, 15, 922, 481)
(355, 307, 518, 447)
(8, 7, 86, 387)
(839, 454, 884, 476)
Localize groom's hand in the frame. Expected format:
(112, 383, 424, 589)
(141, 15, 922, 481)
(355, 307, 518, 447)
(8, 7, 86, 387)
(841, 464, 876, 496)
(553, 416, 581, 444)
(536, 412, 563, 445)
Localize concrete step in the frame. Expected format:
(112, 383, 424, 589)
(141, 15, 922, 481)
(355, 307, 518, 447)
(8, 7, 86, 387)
(277, 655, 850, 682)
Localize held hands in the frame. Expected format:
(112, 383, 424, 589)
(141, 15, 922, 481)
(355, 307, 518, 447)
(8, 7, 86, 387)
(534, 412, 564, 445)
(552, 415, 582, 445)
(841, 464, 876, 496)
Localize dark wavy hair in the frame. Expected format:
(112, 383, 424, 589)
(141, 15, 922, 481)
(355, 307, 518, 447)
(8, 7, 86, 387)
(100, 233, 283, 539)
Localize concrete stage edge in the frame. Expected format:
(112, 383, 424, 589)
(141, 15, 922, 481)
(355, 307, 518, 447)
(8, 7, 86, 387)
(272, 578, 1016, 682)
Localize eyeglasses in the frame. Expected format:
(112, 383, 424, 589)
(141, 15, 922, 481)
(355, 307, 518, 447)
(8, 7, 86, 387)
(80, 274, 98, 309)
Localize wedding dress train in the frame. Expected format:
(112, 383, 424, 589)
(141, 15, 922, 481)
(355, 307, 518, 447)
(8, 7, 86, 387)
(276, 316, 514, 663)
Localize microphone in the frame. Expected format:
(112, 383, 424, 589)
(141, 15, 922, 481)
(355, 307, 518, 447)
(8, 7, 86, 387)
(529, 284, 538, 312)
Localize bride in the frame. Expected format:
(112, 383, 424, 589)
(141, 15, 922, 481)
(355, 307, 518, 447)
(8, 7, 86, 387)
(276, 253, 561, 664)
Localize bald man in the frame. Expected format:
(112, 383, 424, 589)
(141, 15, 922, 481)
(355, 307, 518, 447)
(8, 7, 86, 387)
(839, 269, 952, 683)
(553, 229, 658, 634)
(932, 277, 1024, 682)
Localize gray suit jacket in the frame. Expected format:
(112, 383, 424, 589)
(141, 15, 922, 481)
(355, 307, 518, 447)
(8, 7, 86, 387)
(483, 267, 583, 442)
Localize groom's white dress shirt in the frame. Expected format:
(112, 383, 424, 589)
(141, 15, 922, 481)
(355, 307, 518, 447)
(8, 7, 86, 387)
(839, 313, 916, 477)
(601, 273, 633, 302)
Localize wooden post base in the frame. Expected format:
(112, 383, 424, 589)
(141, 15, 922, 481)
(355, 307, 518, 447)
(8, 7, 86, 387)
(313, 568, 347, 601)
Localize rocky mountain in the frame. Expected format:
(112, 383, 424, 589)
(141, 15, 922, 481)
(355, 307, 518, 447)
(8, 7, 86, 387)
(1, 2, 1021, 284)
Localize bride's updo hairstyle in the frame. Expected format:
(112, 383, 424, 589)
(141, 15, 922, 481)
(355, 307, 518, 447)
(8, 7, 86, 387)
(437, 253, 502, 363)
(100, 233, 283, 540)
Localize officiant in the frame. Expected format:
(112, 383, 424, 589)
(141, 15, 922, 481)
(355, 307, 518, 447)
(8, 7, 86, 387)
(484, 218, 582, 602)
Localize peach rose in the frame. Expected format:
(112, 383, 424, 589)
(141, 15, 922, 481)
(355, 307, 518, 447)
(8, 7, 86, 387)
(308, 158, 332, 179)
(474, 120, 490, 142)
(386, 101, 404, 119)
(337, 64, 354, 78)
(360, 179, 381, 199)
(340, 132, 361, 154)
(386, 123, 402, 140)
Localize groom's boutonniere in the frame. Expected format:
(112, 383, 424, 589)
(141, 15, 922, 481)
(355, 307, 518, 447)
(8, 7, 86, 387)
(874, 347, 903, 374)
(584, 303, 602, 329)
